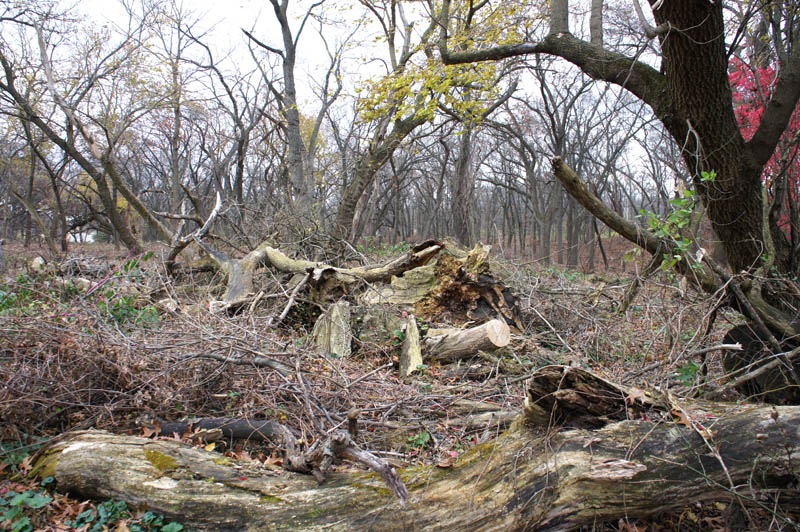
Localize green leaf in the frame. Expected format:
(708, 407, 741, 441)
(22, 493, 52, 509)
(161, 522, 184, 532)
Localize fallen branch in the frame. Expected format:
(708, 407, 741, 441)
(425, 319, 511, 362)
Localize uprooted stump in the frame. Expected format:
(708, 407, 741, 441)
(303, 243, 523, 366)
(32, 366, 800, 531)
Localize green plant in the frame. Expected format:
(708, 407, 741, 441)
(97, 294, 160, 330)
(674, 361, 701, 386)
(407, 431, 431, 449)
(356, 238, 411, 258)
(640, 170, 716, 271)
(391, 328, 405, 346)
(1, 489, 53, 532)
(118, 251, 154, 281)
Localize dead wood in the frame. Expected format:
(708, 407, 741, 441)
(425, 318, 511, 362)
(399, 314, 422, 377)
(310, 300, 353, 358)
(32, 366, 800, 531)
(149, 417, 294, 444)
(196, 239, 443, 311)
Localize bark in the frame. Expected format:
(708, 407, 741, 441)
(439, 0, 800, 276)
(452, 126, 474, 247)
(399, 314, 423, 377)
(32, 366, 800, 532)
(150, 417, 295, 444)
(311, 300, 353, 358)
(332, 114, 427, 241)
(425, 319, 510, 362)
(199, 239, 443, 309)
(551, 156, 721, 293)
(589, 0, 603, 46)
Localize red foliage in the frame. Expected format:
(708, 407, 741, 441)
(729, 57, 800, 237)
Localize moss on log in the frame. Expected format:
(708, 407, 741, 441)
(32, 367, 800, 531)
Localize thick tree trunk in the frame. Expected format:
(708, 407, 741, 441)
(33, 366, 800, 532)
(651, 0, 765, 274)
(333, 115, 426, 241)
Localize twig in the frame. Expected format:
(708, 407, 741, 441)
(268, 271, 311, 327)
(187, 352, 292, 376)
(717, 345, 800, 394)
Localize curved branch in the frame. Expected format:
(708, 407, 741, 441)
(745, 44, 800, 171)
(551, 157, 720, 293)
(439, 29, 667, 119)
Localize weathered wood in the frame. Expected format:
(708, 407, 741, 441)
(399, 314, 422, 377)
(34, 366, 800, 531)
(425, 318, 511, 362)
(311, 300, 353, 358)
(151, 417, 294, 444)
(200, 239, 443, 310)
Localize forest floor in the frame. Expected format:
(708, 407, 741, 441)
(0, 239, 774, 531)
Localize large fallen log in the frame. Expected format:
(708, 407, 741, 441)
(32, 366, 800, 531)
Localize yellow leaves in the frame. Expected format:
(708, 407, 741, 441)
(357, 55, 502, 124)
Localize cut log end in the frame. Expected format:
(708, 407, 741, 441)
(426, 318, 511, 362)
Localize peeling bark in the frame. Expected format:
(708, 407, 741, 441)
(33, 366, 800, 531)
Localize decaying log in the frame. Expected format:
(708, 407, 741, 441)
(33, 366, 800, 531)
(311, 300, 353, 358)
(399, 314, 423, 377)
(149, 417, 295, 445)
(425, 318, 511, 362)
(198, 239, 443, 311)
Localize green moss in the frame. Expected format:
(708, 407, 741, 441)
(259, 495, 284, 504)
(145, 449, 178, 472)
(452, 441, 501, 469)
(305, 508, 321, 519)
(212, 456, 232, 466)
(29, 451, 58, 481)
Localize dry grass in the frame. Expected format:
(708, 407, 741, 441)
(0, 240, 780, 531)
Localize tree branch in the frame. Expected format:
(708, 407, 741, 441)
(439, 26, 667, 118)
(745, 43, 800, 171)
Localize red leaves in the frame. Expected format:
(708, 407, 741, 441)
(729, 56, 800, 235)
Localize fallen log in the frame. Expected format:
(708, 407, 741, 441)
(197, 239, 443, 310)
(32, 366, 800, 531)
(148, 417, 294, 444)
(425, 318, 511, 362)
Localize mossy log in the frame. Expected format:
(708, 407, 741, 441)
(32, 366, 800, 531)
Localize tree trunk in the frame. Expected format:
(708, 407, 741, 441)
(333, 115, 426, 241)
(452, 127, 474, 247)
(33, 366, 800, 532)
